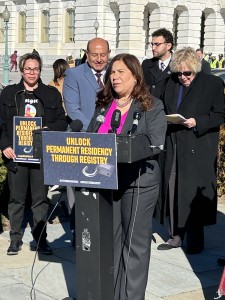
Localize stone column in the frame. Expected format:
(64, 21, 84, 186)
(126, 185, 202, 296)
(204, 10, 224, 54)
(116, 1, 147, 59)
(26, 0, 38, 46)
(73, 0, 99, 57)
(49, 0, 62, 45)
(145, 4, 174, 58)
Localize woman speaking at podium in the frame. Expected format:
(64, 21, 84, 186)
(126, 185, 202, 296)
(88, 53, 167, 300)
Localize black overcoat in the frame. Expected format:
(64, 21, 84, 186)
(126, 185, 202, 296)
(142, 57, 172, 100)
(162, 72, 225, 228)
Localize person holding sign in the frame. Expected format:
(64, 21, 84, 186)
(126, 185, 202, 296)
(88, 53, 167, 300)
(158, 47, 225, 254)
(0, 53, 67, 256)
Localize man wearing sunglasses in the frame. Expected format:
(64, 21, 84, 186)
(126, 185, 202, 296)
(0, 53, 67, 256)
(142, 28, 173, 100)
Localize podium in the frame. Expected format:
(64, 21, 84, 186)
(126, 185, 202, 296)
(75, 188, 114, 300)
(38, 131, 153, 300)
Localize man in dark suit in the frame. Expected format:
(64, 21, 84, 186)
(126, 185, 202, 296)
(142, 28, 173, 100)
(196, 48, 211, 74)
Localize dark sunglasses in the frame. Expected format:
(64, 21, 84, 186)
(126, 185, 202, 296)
(177, 71, 192, 77)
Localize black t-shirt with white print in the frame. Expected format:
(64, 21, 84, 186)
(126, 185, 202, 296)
(18, 90, 44, 118)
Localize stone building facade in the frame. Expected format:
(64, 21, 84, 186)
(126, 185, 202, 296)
(0, 0, 224, 64)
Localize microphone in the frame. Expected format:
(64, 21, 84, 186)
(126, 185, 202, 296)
(110, 109, 121, 133)
(68, 119, 83, 132)
(33, 127, 50, 134)
(129, 111, 142, 135)
(93, 114, 105, 133)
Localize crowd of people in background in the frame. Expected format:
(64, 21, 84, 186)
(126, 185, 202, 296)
(0, 30, 225, 300)
(204, 52, 225, 68)
(8, 44, 225, 80)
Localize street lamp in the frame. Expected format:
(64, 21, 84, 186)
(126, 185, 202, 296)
(2, 5, 10, 86)
(94, 18, 99, 38)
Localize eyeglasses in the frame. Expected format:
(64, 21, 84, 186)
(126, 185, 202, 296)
(177, 71, 192, 77)
(23, 67, 40, 74)
(150, 42, 166, 47)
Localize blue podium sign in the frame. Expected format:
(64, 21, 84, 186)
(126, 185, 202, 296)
(42, 131, 118, 190)
(13, 116, 42, 163)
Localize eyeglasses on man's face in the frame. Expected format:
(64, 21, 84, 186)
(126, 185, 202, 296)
(23, 67, 40, 74)
(177, 71, 192, 77)
(150, 42, 167, 47)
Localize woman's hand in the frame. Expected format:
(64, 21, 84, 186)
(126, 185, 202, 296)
(182, 118, 196, 128)
(3, 147, 16, 159)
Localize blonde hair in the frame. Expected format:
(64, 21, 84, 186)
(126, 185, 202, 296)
(170, 47, 202, 74)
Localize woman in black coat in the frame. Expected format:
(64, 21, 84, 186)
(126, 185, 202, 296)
(158, 47, 225, 254)
(88, 53, 167, 300)
(0, 53, 67, 256)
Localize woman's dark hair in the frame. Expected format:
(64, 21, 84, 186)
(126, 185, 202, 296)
(52, 59, 70, 84)
(19, 53, 43, 72)
(96, 53, 153, 111)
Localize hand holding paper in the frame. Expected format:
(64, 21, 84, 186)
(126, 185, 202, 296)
(166, 114, 186, 124)
(182, 118, 196, 129)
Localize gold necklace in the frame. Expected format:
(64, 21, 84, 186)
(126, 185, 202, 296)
(115, 98, 132, 108)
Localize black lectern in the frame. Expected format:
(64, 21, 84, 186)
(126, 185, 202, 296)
(75, 188, 114, 300)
